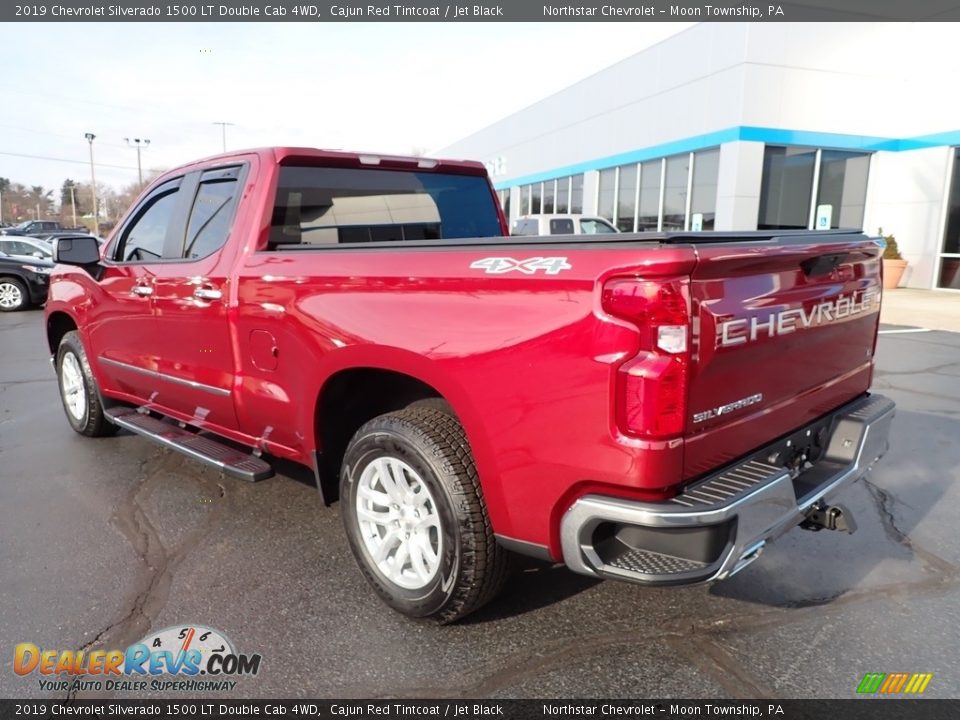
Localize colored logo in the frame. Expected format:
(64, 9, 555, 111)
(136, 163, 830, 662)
(857, 672, 933, 695)
(14, 625, 261, 693)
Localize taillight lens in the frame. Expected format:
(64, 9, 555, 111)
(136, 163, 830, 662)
(602, 278, 690, 439)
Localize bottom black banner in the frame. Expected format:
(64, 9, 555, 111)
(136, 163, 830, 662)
(0, 699, 956, 720)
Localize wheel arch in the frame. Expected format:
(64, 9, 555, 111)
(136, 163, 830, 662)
(46, 310, 79, 355)
(311, 355, 492, 508)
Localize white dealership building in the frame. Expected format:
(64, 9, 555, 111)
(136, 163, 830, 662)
(440, 23, 960, 290)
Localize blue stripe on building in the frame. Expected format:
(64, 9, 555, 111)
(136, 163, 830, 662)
(493, 125, 960, 190)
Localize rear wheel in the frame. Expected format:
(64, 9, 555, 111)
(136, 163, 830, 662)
(0, 277, 29, 312)
(340, 407, 509, 623)
(56, 331, 117, 437)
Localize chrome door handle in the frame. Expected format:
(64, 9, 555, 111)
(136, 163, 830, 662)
(193, 287, 222, 301)
(132, 285, 153, 297)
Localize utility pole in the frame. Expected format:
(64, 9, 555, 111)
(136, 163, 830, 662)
(84, 133, 98, 233)
(69, 185, 78, 228)
(124, 137, 151, 186)
(212, 121, 235, 153)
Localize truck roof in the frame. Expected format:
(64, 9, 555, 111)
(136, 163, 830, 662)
(159, 147, 489, 179)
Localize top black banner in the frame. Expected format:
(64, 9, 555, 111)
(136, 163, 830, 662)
(4, 0, 960, 22)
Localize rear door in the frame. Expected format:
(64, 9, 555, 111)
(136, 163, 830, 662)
(683, 232, 883, 478)
(149, 164, 245, 432)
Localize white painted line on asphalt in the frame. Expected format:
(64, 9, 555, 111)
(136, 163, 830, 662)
(878, 328, 933, 335)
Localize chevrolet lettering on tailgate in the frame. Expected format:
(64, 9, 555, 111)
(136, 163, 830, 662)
(717, 289, 880, 348)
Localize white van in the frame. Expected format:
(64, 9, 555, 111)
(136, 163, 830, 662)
(511, 214, 619, 236)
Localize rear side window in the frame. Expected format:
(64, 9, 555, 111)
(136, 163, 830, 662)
(268, 166, 502, 248)
(183, 171, 240, 259)
(549, 218, 575, 235)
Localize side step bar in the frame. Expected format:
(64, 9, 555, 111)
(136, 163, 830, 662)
(105, 408, 274, 482)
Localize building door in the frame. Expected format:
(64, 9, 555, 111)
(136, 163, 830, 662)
(937, 148, 960, 290)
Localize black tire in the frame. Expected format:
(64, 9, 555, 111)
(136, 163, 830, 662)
(406, 397, 456, 416)
(56, 331, 117, 437)
(0, 277, 30, 312)
(340, 407, 509, 623)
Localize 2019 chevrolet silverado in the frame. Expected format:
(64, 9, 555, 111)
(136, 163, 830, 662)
(45, 147, 895, 622)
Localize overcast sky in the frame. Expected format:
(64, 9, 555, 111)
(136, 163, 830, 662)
(0, 22, 692, 193)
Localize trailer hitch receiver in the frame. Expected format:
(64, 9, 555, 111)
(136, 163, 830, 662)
(800, 502, 857, 534)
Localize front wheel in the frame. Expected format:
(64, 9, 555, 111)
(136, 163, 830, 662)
(340, 407, 509, 623)
(56, 331, 117, 437)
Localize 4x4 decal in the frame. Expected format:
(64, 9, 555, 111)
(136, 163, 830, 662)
(470, 257, 572, 275)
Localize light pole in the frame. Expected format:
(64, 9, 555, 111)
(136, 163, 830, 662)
(84, 133, 98, 233)
(69, 185, 78, 228)
(212, 121, 235, 153)
(124, 137, 151, 186)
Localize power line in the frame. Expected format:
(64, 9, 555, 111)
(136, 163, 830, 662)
(0, 149, 140, 172)
(0, 123, 130, 149)
(1, 123, 125, 146)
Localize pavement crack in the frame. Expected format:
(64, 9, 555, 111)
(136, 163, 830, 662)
(863, 477, 958, 577)
(65, 451, 230, 701)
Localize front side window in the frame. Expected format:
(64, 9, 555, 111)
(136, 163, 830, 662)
(269, 166, 502, 247)
(114, 189, 179, 262)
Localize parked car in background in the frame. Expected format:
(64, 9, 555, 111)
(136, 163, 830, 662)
(2, 220, 87, 237)
(512, 213, 619, 236)
(0, 236, 53, 259)
(0, 251, 53, 311)
(35, 232, 105, 247)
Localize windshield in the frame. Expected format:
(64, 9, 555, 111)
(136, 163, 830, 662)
(14, 221, 32, 230)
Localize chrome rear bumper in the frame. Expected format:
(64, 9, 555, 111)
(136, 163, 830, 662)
(560, 394, 896, 585)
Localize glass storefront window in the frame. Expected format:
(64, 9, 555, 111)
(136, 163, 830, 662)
(570, 175, 583, 213)
(531, 183, 542, 215)
(662, 154, 689, 231)
(542, 180, 555, 214)
(817, 151, 870, 229)
(616, 164, 638, 232)
(637, 159, 661, 231)
(758, 146, 817, 230)
(556, 177, 569, 214)
(938, 148, 960, 289)
(598, 168, 616, 222)
(691, 148, 720, 231)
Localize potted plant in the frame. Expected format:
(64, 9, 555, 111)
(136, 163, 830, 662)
(879, 228, 908, 290)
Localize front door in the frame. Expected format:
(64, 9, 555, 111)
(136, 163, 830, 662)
(91, 178, 183, 402)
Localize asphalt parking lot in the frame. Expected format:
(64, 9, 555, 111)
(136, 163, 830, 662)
(1, 308, 958, 700)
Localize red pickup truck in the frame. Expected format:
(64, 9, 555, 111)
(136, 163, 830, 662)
(46, 147, 895, 623)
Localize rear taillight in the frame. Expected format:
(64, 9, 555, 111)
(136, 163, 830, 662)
(602, 278, 691, 439)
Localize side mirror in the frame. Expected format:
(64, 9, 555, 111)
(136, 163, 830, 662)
(53, 236, 101, 266)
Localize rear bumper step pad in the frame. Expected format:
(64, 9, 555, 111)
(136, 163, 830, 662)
(560, 393, 896, 586)
(105, 408, 273, 482)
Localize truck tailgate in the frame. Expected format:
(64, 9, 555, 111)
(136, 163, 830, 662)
(683, 233, 882, 479)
